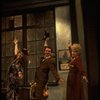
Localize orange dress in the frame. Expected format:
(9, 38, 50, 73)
(66, 46, 86, 100)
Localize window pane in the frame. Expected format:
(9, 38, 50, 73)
(14, 30, 23, 42)
(27, 14, 35, 26)
(6, 31, 14, 43)
(27, 68, 36, 83)
(36, 40, 44, 54)
(27, 41, 36, 54)
(27, 29, 36, 41)
(1, 32, 6, 44)
(35, 12, 44, 25)
(5, 57, 14, 69)
(14, 15, 22, 27)
(6, 43, 13, 56)
(28, 55, 37, 68)
(44, 10, 54, 25)
(36, 28, 44, 40)
(6, 16, 14, 29)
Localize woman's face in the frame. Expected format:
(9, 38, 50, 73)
(72, 51, 79, 58)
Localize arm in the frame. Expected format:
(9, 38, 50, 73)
(49, 58, 60, 81)
(49, 58, 64, 84)
(67, 41, 72, 58)
(68, 45, 72, 58)
(14, 38, 19, 56)
(70, 56, 88, 83)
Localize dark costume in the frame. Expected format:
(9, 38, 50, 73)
(35, 57, 60, 100)
(7, 54, 24, 100)
(66, 55, 86, 100)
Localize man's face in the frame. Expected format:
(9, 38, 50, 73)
(44, 48, 51, 57)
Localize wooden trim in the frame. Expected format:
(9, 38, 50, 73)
(1, 0, 69, 16)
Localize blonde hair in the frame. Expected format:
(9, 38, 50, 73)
(71, 43, 81, 54)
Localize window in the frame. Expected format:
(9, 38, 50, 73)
(1, 15, 23, 86)
(1, 9, 56, 86)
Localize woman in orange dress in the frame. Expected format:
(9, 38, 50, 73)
(66, 43, 88, 100)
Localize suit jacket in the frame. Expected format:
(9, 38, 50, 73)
(36, 57, 60, 85)
(35, 57, 60, 100)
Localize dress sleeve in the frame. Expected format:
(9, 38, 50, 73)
(70, 56, 86, 76)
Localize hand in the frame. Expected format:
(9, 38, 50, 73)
(83, 76, 88, 83)
(33, 82, 37, 86)
(14, 38, 18, 44)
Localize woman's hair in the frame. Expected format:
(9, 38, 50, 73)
(71, 43, 81, 54)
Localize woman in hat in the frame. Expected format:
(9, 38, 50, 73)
(7, 38, 28, 100)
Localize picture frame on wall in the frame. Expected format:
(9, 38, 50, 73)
(58, 49, 70, 71)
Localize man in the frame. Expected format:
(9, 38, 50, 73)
(35, 46, 64, 100)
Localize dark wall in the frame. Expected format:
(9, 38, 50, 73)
(81, 0, 99, 100)
(1, 0, 69, 16)
(69, 0, 78, 43)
